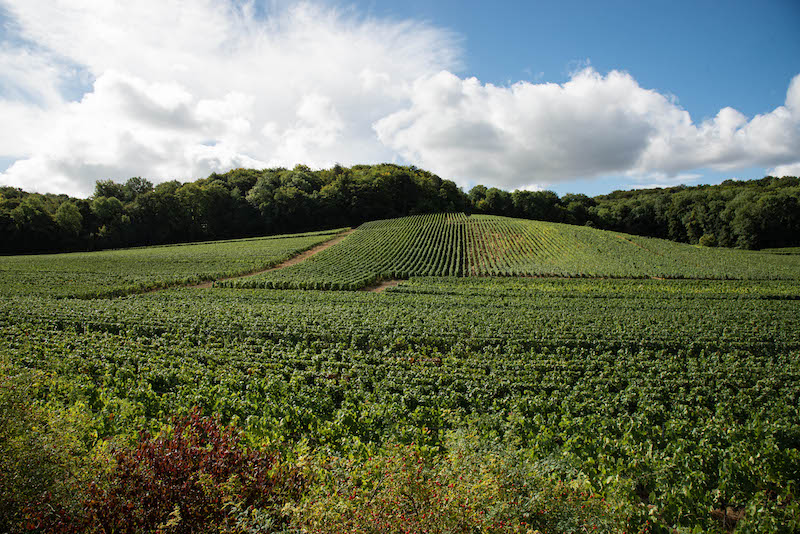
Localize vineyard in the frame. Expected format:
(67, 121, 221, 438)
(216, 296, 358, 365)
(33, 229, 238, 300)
(2, 219, 799, 532)
(223, 214, 800, 290)
(0, 228, 346, 298)
(223, 212, 468, 290)
(465, 215, 800, 279)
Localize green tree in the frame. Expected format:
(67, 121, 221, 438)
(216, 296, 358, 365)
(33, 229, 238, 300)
(468, 185, 488, 211)
(562, 193, 596, 225)
(246, 171, 281, 230)
(10, 195, 58, 250)
(94, 179, 126, 200)
(482, 187, 512, 215)
(91, 196, 124, 223)
(55, 201, 83, 237)
(124, 177, 153, 200)
(511, 190, 562, 221)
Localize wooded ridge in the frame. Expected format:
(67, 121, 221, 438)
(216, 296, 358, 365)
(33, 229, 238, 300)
(2, 164, 798, 253)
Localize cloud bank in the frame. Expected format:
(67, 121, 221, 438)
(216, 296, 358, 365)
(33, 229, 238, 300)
(0, 0, 798, 196)
(375, 69, 800, 190)
(0, 0, 459, 195)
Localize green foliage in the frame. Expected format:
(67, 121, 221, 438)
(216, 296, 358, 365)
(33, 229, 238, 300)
(224, 213, 800, 290)
(82, 410, 303, 534)
(590, 176, 800, 249)
(91, 195, 124, 222)
(1, 202, 799, 534)
(54, 202, 83, 237)
(465, 215, 800, 279)
(2, 277, 798, 530)
(7, 194, 59, 249)
(298, 436, 626, 533)
(0, 228, 346, 298)
(760, 247, 800, 255)
(0, 365, 97, 533)
(5, 170, 800, 254)
(226, 212, 468, 290)
(1, 164, 467, 253)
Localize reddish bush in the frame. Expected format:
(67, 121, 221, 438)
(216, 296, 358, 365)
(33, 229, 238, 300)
(82, 409, 303, 533)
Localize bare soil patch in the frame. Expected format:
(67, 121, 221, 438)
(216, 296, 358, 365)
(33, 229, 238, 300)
(361, 279, 402, 293)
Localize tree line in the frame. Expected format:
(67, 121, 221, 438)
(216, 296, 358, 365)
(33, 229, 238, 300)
(469, 175, 800, 250)
(1, 164, 798, 254)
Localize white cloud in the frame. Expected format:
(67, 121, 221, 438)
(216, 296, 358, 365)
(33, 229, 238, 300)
(0, 0, 798, 197)
(768, 162, 800, 177)
(270, 93, 346, 164)
(375, 69, 660, 189)
(0, 45, 66, 107)
(625, 172, 704, 190)
(0, 0, 459, 196)
(376, 69, 800, 190)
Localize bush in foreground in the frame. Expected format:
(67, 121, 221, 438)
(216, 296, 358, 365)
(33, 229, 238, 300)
(81, 409, 304, 534)
(0, 366, 98, 533)
(296, 434, 625, 533)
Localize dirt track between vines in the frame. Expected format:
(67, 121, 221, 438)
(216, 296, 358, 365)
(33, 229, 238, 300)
(361, 279, 402, 293)
(190, 229, 354, 289)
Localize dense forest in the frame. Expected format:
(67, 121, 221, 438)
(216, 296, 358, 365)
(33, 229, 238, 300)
(1, 164, 798, 253)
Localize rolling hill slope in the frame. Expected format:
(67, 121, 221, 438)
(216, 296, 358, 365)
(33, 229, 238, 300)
(2, 213, 799, 531)
(0, 228, 347, 298)
(222, 213, 800, 290)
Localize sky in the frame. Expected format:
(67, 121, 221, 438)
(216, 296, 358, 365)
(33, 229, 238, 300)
(1, 0, 799, 198)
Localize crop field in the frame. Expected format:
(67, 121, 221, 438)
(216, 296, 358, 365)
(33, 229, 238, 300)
(225, 212, 468, 289)
(761, 247, 800, 255)
(224, 214, 800, 290)
(0, 228, 345, 298)
(466, 215, 800, 279)
(2, 220, 799, 532)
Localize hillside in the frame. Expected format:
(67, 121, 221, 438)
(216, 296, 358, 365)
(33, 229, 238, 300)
(0, 228, 347, 298)
(223, 213, 800, 290)
(4, 167, 799, 255)
(4, 213, 798, 299)
(1, 215, 799, 531)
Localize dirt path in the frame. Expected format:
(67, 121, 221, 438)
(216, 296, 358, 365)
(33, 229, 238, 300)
(361, 279, 402, 293)
(190, 229, 354, 289)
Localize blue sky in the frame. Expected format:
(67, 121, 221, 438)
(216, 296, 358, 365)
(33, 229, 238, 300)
(1, 0, 799, 197)
(356, 0, 800, 194)
(363, 0, 800, 119)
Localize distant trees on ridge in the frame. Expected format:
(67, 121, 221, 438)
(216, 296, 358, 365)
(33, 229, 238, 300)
(1, 164, 798, 254)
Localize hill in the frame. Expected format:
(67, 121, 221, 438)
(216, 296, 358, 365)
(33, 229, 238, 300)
(223, 213, 800, 290)
(3, 166, 799, 254)
(3, 213, 798, 298)
(0, 228, 347, 298)
(1, 215, 799, 531)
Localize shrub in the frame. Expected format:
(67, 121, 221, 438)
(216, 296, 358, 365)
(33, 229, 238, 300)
(0, 365, 95, 533)
(83, 409, 304, 534)
(296, 434, 626, 533)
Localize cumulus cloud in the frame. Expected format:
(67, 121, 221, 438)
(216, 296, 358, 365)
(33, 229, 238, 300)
(2, 69, 270, 192)
(769, 162, 800, 177)
(0, 0, 459, 195)
(626, 173, 704, 190)
(0, 0, 798, 197)
(376, 69, 800, 190)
